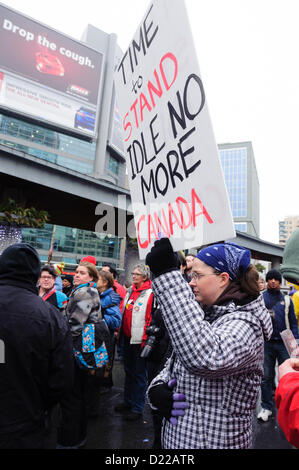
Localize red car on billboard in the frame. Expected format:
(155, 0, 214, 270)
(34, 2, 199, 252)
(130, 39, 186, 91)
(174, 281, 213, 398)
(35, 52, 65, 77)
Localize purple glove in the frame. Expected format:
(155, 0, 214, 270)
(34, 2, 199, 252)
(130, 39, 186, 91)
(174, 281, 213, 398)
(167, 378, 188, 426)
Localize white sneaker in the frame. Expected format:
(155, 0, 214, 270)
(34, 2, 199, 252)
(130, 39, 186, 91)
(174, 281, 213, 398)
(257, 409, 272, 422)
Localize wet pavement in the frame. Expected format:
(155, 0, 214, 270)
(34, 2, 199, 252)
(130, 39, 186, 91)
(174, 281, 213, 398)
(44, 359, 154, 450)
(253, 392, 293, 449)
(44, 360, 294, 450)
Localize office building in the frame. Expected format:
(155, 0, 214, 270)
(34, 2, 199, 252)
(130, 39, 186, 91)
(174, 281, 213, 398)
(218, 141, 260, 237)
(279, 215, 299, 246)
(0, 4, 129, 270)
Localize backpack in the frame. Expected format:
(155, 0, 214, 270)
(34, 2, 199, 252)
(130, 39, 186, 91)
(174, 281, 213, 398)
(73, 318, 113, 371)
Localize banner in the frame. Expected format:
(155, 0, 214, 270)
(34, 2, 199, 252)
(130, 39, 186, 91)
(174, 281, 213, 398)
(114, 0, 235, 259)
(0, 3, 103, 137)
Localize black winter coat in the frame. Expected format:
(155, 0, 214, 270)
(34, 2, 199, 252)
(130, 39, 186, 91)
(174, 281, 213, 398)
(0, 243, 74, 439)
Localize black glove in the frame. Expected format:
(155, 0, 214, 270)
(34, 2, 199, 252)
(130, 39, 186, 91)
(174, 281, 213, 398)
(145, 238, 179, 278)
(148, 379, 188, 424)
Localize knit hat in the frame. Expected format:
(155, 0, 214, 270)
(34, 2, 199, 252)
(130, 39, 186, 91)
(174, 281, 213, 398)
(265, 269, 282, 283)
(61, 274, 73, 285)
(281, 228, 299, 284)
(53, 262, 65, 276)
(80, 255, 96, 265)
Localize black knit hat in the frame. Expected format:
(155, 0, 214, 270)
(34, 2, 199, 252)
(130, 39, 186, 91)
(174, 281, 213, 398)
(266, 269, 282, 283)
(61, 274, 73, 285)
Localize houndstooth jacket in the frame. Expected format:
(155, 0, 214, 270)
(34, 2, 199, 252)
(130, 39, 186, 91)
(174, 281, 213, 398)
(147, 271, 273, 449)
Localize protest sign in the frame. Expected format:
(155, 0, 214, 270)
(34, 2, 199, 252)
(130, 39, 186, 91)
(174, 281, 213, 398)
(114, 0, 235, 259)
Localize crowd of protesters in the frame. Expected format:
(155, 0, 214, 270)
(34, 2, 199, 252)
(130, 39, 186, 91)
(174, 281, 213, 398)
(0, 244, 159, 449)
(2, 234, 299, 449)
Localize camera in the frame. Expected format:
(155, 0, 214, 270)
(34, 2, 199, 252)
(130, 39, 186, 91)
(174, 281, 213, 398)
(140, 325, 161, 358)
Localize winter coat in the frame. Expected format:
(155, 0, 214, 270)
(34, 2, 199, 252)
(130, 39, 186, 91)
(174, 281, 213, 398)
(263, 289, 298, 339)
(0, 243, 74, 440)
(121, 279, 153, 346)
(292, 290, 299, 324)
(147, 271, 273, 449)
(113, 280, 127, 312)
(100, 287, 122, 331)
(146, 307, 172, 366)
(66, 282, 101, 337)
(275, 371, 299, 448)
(41, 287, 68, 312)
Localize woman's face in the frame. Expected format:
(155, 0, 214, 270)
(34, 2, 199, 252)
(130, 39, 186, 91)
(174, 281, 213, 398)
(131, 269, 146, 288)
(258, 278, 266, 291)
(97, 275, 108, 292)
(189, 258, 229, 306)
(185, 256, 194, 271)
(74, 265, 93, 286)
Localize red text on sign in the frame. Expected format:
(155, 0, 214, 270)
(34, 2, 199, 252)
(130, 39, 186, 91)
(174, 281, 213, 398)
(137, 187, 213, 249)
(123, 52, 178, 142)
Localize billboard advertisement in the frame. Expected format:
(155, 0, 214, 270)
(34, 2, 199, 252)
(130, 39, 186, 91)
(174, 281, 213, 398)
(108, 91, 125, 157)
(0, 3, 104, 137)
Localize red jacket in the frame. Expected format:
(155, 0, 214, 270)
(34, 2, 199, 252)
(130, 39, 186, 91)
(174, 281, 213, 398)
(275, 372, 299, 447)
(114, 280, 127, 312)
(122, 279, 153, 347)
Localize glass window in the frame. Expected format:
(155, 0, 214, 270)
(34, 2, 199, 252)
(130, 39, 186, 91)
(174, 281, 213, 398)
(0, 114, 96, 175)
(109, 156, 119, 175)
(220, 148, 247, 218)
(234, 223, 247, 232)
(21, 224, 122, 262)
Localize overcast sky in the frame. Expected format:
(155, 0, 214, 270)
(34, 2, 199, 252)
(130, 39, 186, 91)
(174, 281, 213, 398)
(2, 0, 298, 244)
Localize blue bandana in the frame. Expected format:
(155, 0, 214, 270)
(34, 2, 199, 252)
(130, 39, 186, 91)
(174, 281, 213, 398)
(196, 242, 251, 280)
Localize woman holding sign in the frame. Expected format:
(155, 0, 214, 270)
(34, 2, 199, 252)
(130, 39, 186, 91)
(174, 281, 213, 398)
(145, 238, 273, 449)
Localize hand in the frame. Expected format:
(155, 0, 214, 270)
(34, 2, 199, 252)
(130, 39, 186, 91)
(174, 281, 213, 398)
(145, 238, 179, 278)
(148, 378, 188, 425)
(278, 358, 299, 381)
(167, 378, 188, 426)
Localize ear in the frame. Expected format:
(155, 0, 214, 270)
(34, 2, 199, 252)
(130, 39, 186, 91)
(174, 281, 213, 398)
(219, 272, 230, 287)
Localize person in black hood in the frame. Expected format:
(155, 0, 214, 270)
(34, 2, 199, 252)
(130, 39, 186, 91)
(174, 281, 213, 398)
(0, 242, 41, 292)
(0, 243, 74, 449)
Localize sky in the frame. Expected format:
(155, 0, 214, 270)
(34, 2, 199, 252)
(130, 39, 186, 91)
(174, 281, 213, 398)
(1, 0, 299, 245)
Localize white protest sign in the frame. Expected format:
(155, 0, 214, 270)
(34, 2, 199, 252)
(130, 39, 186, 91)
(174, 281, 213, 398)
(114, 0, 235, 259)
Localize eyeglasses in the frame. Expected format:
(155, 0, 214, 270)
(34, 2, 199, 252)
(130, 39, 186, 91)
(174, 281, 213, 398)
(131, 272, 142, 276)
(40, 276, 54, 280)
(190, 272, 220, 281)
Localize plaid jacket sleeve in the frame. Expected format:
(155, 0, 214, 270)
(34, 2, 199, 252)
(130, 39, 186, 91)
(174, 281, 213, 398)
(152, 271, 267, 378)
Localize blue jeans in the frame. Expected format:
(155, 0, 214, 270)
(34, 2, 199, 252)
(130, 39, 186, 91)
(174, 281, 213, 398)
(261, 340, 289, 411)
(123, 336, 148, 414)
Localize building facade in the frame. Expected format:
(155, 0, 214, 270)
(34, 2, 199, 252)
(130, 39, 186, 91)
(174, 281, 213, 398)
(279, 215, 299, 245)
(218, 141, 260, 237)
(0, 5, 129, 271)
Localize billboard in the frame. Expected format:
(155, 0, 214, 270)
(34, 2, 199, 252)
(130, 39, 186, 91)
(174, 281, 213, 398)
(0, 3, 104, 137)
(108, 91, 125, 157)
(114, 0, 235, 259)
